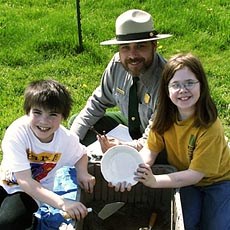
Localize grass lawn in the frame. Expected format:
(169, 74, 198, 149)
(0, 0, 229, 160)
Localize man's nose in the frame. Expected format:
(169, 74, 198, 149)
(129, 48, 139, 58)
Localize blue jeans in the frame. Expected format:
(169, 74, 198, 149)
(180, 181, 230, 230)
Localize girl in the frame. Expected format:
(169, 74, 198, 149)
(135, 53, 230, 230)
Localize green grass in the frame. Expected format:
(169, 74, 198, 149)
(0, 0, 229, 160)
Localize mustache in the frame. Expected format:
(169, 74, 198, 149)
(127, 57, 144, 63)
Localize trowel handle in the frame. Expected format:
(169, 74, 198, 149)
(148, 212, 157, 230)
(61, 207, 92, 219)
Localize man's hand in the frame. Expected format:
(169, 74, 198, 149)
(97, 135, 120, 153)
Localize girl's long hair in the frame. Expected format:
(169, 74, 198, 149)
(152, 53, 217, 134)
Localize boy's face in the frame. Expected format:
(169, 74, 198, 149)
(29, 107, 63, 143)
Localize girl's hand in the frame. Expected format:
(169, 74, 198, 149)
(134, 163, 156, 188)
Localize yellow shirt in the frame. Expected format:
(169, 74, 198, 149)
(147, 117, 230, 186)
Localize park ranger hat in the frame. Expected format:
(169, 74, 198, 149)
(100, 9, 172, 45)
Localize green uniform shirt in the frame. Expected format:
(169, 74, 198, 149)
(71, 52, 166, 140)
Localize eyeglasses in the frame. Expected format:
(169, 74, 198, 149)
(168, 80, 199, 91)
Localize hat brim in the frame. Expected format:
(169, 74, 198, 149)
(100, 34, 172, 45)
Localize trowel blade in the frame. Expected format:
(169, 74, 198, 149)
(98, 202, 125, 220)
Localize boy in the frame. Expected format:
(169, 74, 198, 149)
(0, 79, 95, 229)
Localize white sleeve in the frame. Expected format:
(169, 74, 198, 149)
(1, 123, 31, 172)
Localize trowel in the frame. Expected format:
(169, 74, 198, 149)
(61, 201, 125, 220)
(97, 201, 125, 220)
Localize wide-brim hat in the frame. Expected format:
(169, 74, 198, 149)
(100, 9, 172, 45)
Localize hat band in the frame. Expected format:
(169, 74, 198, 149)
(116, 31, 158, 41)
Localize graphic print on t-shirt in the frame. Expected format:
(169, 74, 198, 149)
(27, 149, 61, 182)
(187, 135, 196, 161)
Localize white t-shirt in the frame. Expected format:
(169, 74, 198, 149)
(0, 115, 86, 194)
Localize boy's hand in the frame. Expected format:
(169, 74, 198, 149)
(108, 181, 132, 192)
(61, 199, 89, 220)
(77, 173, 95, 194)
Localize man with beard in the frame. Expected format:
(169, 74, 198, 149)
(70, 9, 172, 151)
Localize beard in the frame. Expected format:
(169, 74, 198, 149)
(123, 56, 153, 77)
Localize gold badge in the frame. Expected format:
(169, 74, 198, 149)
(144, 93, 151, 104)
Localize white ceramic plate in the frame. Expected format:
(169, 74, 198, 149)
(101, 145, 144, 186)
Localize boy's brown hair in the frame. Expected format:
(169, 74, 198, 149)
(23, 79, 73, 120)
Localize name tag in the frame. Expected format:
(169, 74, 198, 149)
(116, 87, 125, 95)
